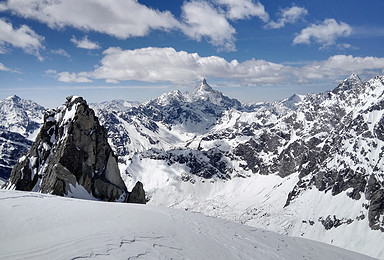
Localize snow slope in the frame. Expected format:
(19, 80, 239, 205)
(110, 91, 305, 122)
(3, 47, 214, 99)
(0, 189, 376, 260)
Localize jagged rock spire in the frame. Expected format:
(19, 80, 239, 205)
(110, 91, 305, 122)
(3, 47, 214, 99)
(195, 77, 214, 92)
(4, 96, 130, 202)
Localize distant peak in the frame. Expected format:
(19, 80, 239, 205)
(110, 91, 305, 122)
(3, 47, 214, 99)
(200, 77, 207, 85)
(332, 73, 363, 94)
(195, 78, 214, 93)
(345, 73, 362, 82)
(6, 95, 21, 102)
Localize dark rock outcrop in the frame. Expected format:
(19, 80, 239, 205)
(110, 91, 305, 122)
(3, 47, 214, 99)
(128, 181, 146, 204)
(3, 96, 141, 202)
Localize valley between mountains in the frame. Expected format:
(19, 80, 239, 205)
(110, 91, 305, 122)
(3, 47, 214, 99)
(1, 74, 384, 259)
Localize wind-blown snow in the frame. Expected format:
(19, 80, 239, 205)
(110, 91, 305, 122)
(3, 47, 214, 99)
(0, 190, 375, 260)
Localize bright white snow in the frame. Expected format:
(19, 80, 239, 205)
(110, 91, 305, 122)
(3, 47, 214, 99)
(0, 189, 376, 260)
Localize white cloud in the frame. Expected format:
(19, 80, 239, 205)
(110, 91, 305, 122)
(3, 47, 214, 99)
(48, 47, 384, 88)
(0, 62, 17, 72)
(216, 0, 269, 22)
(106, 79, 119, 84)
(0, 62, 11, 71)
(297, 55, 384, 81)
(0, 18, 44, 60)
(46, 70, 92, 83)
(51, 48, 70, 58)
(266, 6, 308, 29)
(57, 72, 92, 83)
(181, 1, 236, 51)
(336, 43, 358, 50)
(293, 19, 352, 48)
(2, 0, 179, 39)
(2, 0, 247, 51)
(71, 36, 100, 50)
(91, 47, 287, 84)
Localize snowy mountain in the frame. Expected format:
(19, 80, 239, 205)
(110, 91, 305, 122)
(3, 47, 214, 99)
(3, 96, 146, 203)
(0, 189, 375, 260)
(0, 95, 44, 180)
(2, 75, 384, 258)
(94, 75, 384, 259)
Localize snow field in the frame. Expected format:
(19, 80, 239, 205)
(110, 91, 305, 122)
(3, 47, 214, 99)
(0, 189, 376, 260)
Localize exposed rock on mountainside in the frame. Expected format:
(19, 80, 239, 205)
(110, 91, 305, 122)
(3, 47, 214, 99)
(3, 96, 132, 202)
(127, 181, 146, 204)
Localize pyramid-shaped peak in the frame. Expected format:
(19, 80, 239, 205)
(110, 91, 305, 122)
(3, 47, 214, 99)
(332, 73, 363, 94)
(195, 78, 214, 93)
(200, 77, 207, 85)
(345, 73, 362, 83)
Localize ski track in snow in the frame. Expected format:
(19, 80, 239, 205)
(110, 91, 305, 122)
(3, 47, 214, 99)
(0, 189, 376, 260)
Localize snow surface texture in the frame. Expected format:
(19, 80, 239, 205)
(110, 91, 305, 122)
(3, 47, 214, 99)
(0, 189, 376, 260)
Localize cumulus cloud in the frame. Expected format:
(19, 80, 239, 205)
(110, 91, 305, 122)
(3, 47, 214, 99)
(266, 6, 308, 29)
(1, 0, 179, 39)
(0, 18, 44, 60)
(216, 0, 269, 22)
(2, 0, 248, 51)
(293, 19, 352, 48)
(89, 47, 288, 84)
(181, 1, 236, 51)
(51, 48, 384, 88)
(71, 36, 100, 50)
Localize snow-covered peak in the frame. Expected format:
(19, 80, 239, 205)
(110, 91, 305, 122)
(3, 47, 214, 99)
(282, 94, 305, 110)
(194, 78, 214, 93)
(91, 99, 140, 112)
(5, 95, 22, 102)
(348, 73, 362, 82)
(155, 90, 184, 106)
(185, 79, 241, 109)
(332, 73, 363, 94)
(0, 95, 44, 138)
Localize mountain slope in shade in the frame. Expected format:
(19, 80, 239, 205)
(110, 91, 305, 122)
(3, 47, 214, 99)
(0, 189, 376, 260)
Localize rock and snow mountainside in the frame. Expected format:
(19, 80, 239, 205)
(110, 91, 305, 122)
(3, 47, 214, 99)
(2, 75, 384, 258)
(0, 189, 376, 260)
(3, 96, 145, 202)
(92, 76, 384, 259)
(0, 95, 44, 180)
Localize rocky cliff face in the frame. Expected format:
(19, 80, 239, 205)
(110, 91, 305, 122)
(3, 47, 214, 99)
(3, 96, 134, 202)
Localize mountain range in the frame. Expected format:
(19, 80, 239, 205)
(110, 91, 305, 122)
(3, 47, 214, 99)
(1, 74, 384, 259)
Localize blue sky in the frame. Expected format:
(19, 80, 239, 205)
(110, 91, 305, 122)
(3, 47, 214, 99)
(0, 0, 383, 107)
